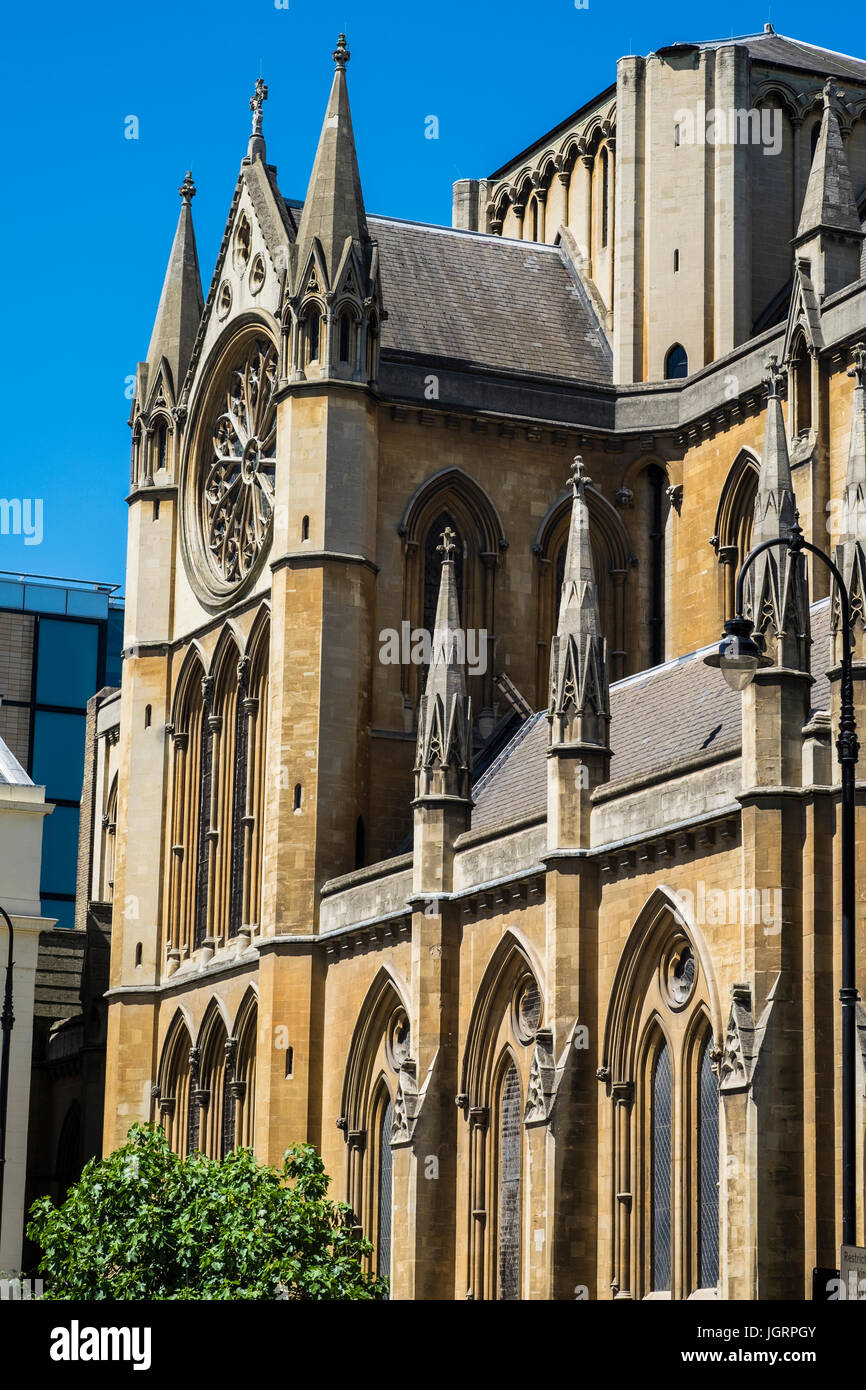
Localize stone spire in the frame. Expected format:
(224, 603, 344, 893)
(747, 358, 810, 670)
(247, 76, 268, 162)
(292, 34, 368, 291)
(144, 173, 204, 396)
(794, 80, 863, 297)
(548, 458, 610, 750)
(833, 343, 866, 649)
(414, 526, 472, 803)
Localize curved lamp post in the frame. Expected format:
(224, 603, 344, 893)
(0, 905, 13, 1246)
(707, 515, 860, 1247)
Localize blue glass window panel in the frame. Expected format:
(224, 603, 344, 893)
(36, 620, 99, 708)
(25, 585, 67, 614)
(651, 1042, 673, 1292)
(40, 805, 80, 898)
(32, 711, 86, 800)
(67, 589, 109, 619)
(105, 609, 124, 687)
(42, 899, 75, 929)
(0, 581, 24, 610)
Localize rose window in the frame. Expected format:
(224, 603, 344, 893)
(201, 338, 277, 584)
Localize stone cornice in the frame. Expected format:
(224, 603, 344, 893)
(270, 550, 379, 576)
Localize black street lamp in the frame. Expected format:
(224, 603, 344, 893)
(707, 515, 861, 1248)
(0, 904, 14, 1249)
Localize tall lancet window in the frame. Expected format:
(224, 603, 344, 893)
(423, 512, 464, 637)
(698, 1037, 720, 1289)
(651, 1040, 673, 1292)
(193, 678, 214, 949)
(377, 1097, 394, 1282)
(497, 1061, 522, 1300)
(228, 660, 250, 938)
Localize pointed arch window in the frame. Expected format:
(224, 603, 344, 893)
(664, 344, 688, 380)
(232, 992, 258, 1151)
(497, 1060, 522, 1300)
(651, 1039, 673, 1293)
(340, 973, 410, 1285)
(601, 895, 721, 1299)
(459, 940, 539, 1300)
(536, 481, 633, 694)
(712, 453, 759, 622)
(337, 308, 358, 367)
(156, 1015, 193, 1156)
(100, 775, 118, 902)
(167, 617, 269, 963)
(790, 332, 812, 437)
(601, 147, 610, 248)
(156, 420, 168, 472)
(399, 472, 504, 726)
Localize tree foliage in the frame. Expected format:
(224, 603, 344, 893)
(27, 1124, 388, 1301)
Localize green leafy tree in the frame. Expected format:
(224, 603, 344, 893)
(27, 1124, 388, 1301)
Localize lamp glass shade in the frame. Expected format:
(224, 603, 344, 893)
(718, 634, 759, 691)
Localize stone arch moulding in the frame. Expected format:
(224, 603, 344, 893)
(398, 467, 506, 720)
(460, 927, 545, 1108)
(601, 885, 723, 1080)
(711, 450, 760, 622)
(232, 981, 259, 1036)
(340, 964, 411, 1136)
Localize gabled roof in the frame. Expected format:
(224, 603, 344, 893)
(470, 601, 833, 836)
(366, 215, 612, 385)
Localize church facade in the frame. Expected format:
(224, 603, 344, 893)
(104, 28, 866, 1299)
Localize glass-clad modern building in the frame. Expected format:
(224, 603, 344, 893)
(0, 572, 123, 927)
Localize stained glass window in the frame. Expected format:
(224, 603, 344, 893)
(498, 1062, 521, 1300)
(698, 1038, 720, 1289)
(651, 1041, 672, 1292)
(378, 1098, 393, 1281)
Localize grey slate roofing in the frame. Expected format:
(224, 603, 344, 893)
(470, 599, 833, 834)
(688, 32, 866, 82)
(0, 736, 32, 786)
(366, 216, 612, 385)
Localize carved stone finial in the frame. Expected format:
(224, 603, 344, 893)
(333, 33, 350, 68)
(570, 455, 591, 497)
(823, 77, 844, 114)
(178, 171, 196, 204)
(765, 354, 785, 398)
(848, 341, 866, 388)
(249, 77, 268, 136)
(437, 525, 458, 563)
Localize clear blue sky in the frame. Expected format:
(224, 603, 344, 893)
(2, 0, 864, 589)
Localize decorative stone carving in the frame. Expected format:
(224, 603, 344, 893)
(719, 983, 758, 1093)
(390, 1059, 419, 1143)
(666, 483, 683, 513)
(197, 338, 278, 585)
(523, 1028, 555, 1124)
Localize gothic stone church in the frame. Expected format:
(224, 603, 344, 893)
(105, 28, 866, 1299)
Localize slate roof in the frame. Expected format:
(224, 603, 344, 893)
(366, 216, 612, 385)
(470, 600, 834, 835)
(691, 32, 866, 83)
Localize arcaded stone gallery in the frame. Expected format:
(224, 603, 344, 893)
(105, 29, 866, 1299)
